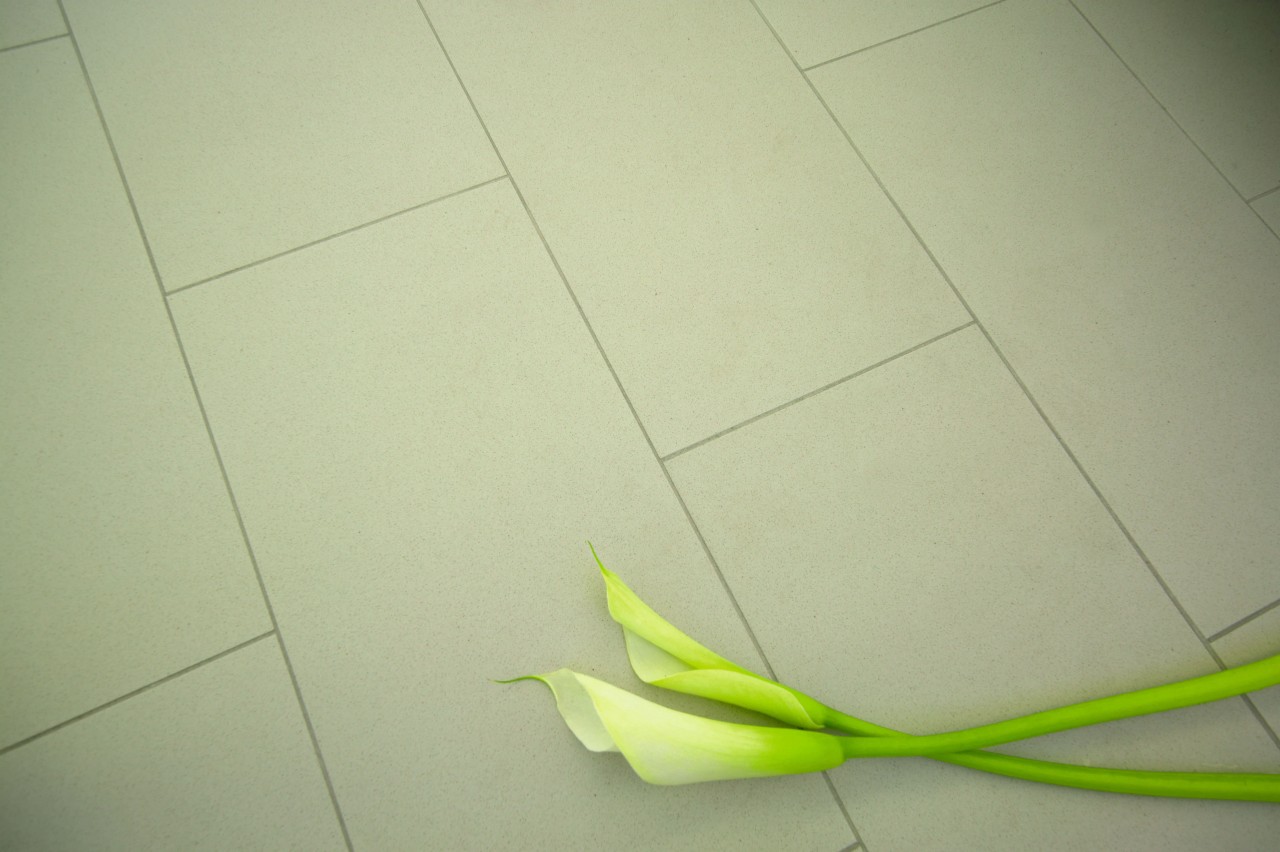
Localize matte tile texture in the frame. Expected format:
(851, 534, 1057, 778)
(4, 1, 1278, 848)
(756, 0, 994, 68)
(423, 0, 968, 456)
(1073, 0, 1280, 199)
(0, 0, 63, 50)
(667, 327, 1280, 850)
(168, 181, 853, 850)
(810, 0, 1280, 637)
(0, 639, 345, 850)
(62, 0, 501, 289)
(0, 39, 268, 749)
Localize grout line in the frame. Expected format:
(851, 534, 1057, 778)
(754, 0, 1246, 733)
(0, 32, 69, 54)
(745, 16, 885, 842)
(166, 173, 509, 296)
(802, 0, 1008, 72)
(1207, 597, 1280, 644)
(413, 0, 790, 680)
(1067, 1, 1266, 216)
(819, 772, 863, 852)
(414, 3, 865, 837)
(1247, 185, 1280, 205)
(55, 4, 355, 847)
(0, 632, 275, 757)
(1063, 1, 1280, 686)
(662, 321, 974, 462)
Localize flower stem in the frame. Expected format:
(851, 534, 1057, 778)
(935, 752, 1279, 801)
(819, 653, 1280, 801)
(826, 706, 1280, 801)
(840, 652, 1280, 759)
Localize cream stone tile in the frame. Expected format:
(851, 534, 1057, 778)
(1, 39, 268, 749)
(756, 0, 995, 68)
(668, 326, 1280, 850)
(422, 0, 967, 456)
(810, 0, 1280, 636)
(1074, 0, 1280, 200)
(0, 0, 63, 50)
(0, 639, 345, 850)
(168, 180, 854, 850)
(62, 0, 501, 289)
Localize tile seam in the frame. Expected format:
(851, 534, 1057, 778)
(0, 32, 69, 54)
(416, 1, 862, 841)
(800, 0, 1009, 72)
(755, 0, 1276, 773)
(166, 174, 509, 296)
(1066, 0, 1268, 210)
(779, 0, 1225, 659)
(660, 321, 976, 462)
(727, 3, 883, 846)
(1207, 597, 1280, 644)
(54, 3, 355, 847)
(1247, 185, 1280, 205)
(0, 631, 275, 757)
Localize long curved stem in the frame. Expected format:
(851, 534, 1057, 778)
(839, 652, 1280, 759)
(814, 653, 1280, 801)
(824, 707, 1280, 802)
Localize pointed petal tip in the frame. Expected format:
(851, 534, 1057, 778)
(586, 539, 622, 588)
(494, 674, 548, 686)
(587, 540, 614, 577)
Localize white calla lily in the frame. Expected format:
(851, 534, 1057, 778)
(511, 669, 846, 785)
(581, 545, 1280, 802)
(503, 546, 1280, 800)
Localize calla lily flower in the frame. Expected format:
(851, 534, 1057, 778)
(583, 544, 1280, 802)
(592, 543, 832, 730)
(506, 669, 845, 785)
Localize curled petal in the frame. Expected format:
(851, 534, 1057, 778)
(624, 631, 827, 729)
(592, 543, 830, 729)
(517, 669, 846, 785)
(593, 543, 745, 674)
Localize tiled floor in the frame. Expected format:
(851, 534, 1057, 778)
(2, 1, 1278, 849)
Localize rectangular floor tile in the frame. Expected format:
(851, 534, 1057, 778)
(63, 0, 501, 289)
(668, 326, 1280, 850)
(0, 39, 268, 749)
(756, 0, 994, 68)
(1073, 0, 1280, 199)
(424, 0, 967, 456)
(0, 0, 64, 50)
(810, 0, 1280, 636)
(0, 638, 345, 850)
(168, 180, 854, 850)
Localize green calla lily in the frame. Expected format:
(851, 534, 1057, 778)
(596, 542, 828, 730)
(506, 669, 845, 785)
(585, 544, 1280, 801)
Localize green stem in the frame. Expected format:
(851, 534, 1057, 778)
(824, 707, 1280, 802)
(814, 653, 1280, 801)
(930, 752, 1279, 802)
(840, 652, 1280, 759)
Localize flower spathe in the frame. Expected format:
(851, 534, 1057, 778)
(593, 543, 831, 730)
(511, 669, 845, 785)
(519, 544, 1280, 801)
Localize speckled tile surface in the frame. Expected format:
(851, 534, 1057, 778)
(2, 2, 1277, 849)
